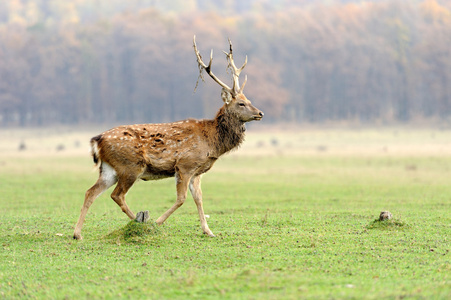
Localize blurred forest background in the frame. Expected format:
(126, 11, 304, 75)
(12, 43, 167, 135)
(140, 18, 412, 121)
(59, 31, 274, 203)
(1, 0, 450, 127)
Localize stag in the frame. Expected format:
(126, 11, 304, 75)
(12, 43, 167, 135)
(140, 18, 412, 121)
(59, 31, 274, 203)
(73, 36, 263, 239)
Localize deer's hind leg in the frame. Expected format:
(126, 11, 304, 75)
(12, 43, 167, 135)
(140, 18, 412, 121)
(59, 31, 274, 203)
(110, 173, 138, 220)
(73, 162, 118, 240)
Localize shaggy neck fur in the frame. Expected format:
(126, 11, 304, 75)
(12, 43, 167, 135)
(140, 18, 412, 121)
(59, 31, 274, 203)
(213, 106, 246, 156)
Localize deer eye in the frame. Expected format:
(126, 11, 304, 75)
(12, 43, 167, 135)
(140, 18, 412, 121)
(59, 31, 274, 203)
(238, 102, 246, 107)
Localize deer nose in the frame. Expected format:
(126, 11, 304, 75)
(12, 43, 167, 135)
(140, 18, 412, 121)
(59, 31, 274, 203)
(259, 111, 264, 117)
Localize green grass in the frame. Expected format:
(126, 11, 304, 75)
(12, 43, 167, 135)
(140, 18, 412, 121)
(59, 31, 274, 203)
(0, 151, 450, 299)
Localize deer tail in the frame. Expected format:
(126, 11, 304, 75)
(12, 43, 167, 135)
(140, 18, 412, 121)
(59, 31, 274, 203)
(90, 134, 102, 167)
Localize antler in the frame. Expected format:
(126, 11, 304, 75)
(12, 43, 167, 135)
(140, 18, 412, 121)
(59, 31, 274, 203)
(193, 35, 247, 96)
(193, 36, 232, 94)
(224, 38, 248, 94)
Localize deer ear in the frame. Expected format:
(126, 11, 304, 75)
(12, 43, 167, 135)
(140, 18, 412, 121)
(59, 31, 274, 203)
(221, 88, 233, 104)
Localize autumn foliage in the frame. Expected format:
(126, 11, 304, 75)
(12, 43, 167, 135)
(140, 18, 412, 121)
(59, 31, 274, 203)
(1, 0, 450, 126)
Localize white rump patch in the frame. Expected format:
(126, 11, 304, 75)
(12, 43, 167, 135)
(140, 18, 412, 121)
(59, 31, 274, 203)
(101, 162, 118, 187)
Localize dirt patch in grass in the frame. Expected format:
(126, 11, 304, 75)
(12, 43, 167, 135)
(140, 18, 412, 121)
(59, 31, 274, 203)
(105, 220, 164, 244)
(366, 218, 408, 230)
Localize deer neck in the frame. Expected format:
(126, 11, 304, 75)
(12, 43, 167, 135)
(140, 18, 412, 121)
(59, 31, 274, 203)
(213, 107, 246, 156)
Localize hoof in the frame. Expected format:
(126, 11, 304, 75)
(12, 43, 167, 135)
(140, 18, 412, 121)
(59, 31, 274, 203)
(204, 232, 216, 237)
(73, 234, 83, 240)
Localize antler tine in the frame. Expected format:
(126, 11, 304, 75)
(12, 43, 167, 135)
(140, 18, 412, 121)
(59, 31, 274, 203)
(228, 37, 233, 56)
(239, 75, 247, 93)
(239, 55, 248, 73)
(224, 38, 247, 94)
(193, 35, 232, 93)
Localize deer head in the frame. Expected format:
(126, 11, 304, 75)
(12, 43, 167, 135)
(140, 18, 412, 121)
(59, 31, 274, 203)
(193, 36, 264, 123)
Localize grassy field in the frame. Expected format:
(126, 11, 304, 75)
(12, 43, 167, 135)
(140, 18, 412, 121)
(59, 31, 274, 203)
(0, 128, 450, 299)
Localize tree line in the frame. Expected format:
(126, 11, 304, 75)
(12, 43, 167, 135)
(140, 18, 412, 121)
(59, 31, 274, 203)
(1, 0, 450, 126)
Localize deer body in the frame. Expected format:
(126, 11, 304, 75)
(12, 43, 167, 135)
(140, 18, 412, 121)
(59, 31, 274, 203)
(73, 38, 263, 240)
(91, 107, 248, 183)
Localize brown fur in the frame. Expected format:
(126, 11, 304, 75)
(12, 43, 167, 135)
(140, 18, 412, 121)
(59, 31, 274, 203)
(73, 38, 263, 239)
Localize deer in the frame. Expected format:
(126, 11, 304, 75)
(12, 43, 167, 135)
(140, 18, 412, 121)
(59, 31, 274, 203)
(73, 36, 264, 240)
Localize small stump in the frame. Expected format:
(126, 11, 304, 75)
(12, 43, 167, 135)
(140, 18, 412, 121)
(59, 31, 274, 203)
(135, 211, 150, 223)
(379, 211, 393, 221)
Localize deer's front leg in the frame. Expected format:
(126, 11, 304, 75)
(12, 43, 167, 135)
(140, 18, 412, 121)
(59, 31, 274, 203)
(156, 172, 190, 225)
(189, 175, 215, 237)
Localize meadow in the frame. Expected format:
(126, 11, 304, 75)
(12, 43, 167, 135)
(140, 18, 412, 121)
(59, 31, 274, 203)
(0, 127, 450, 299)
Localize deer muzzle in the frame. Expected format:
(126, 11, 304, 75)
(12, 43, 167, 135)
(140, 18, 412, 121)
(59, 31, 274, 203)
(254, 111, 264, 121)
